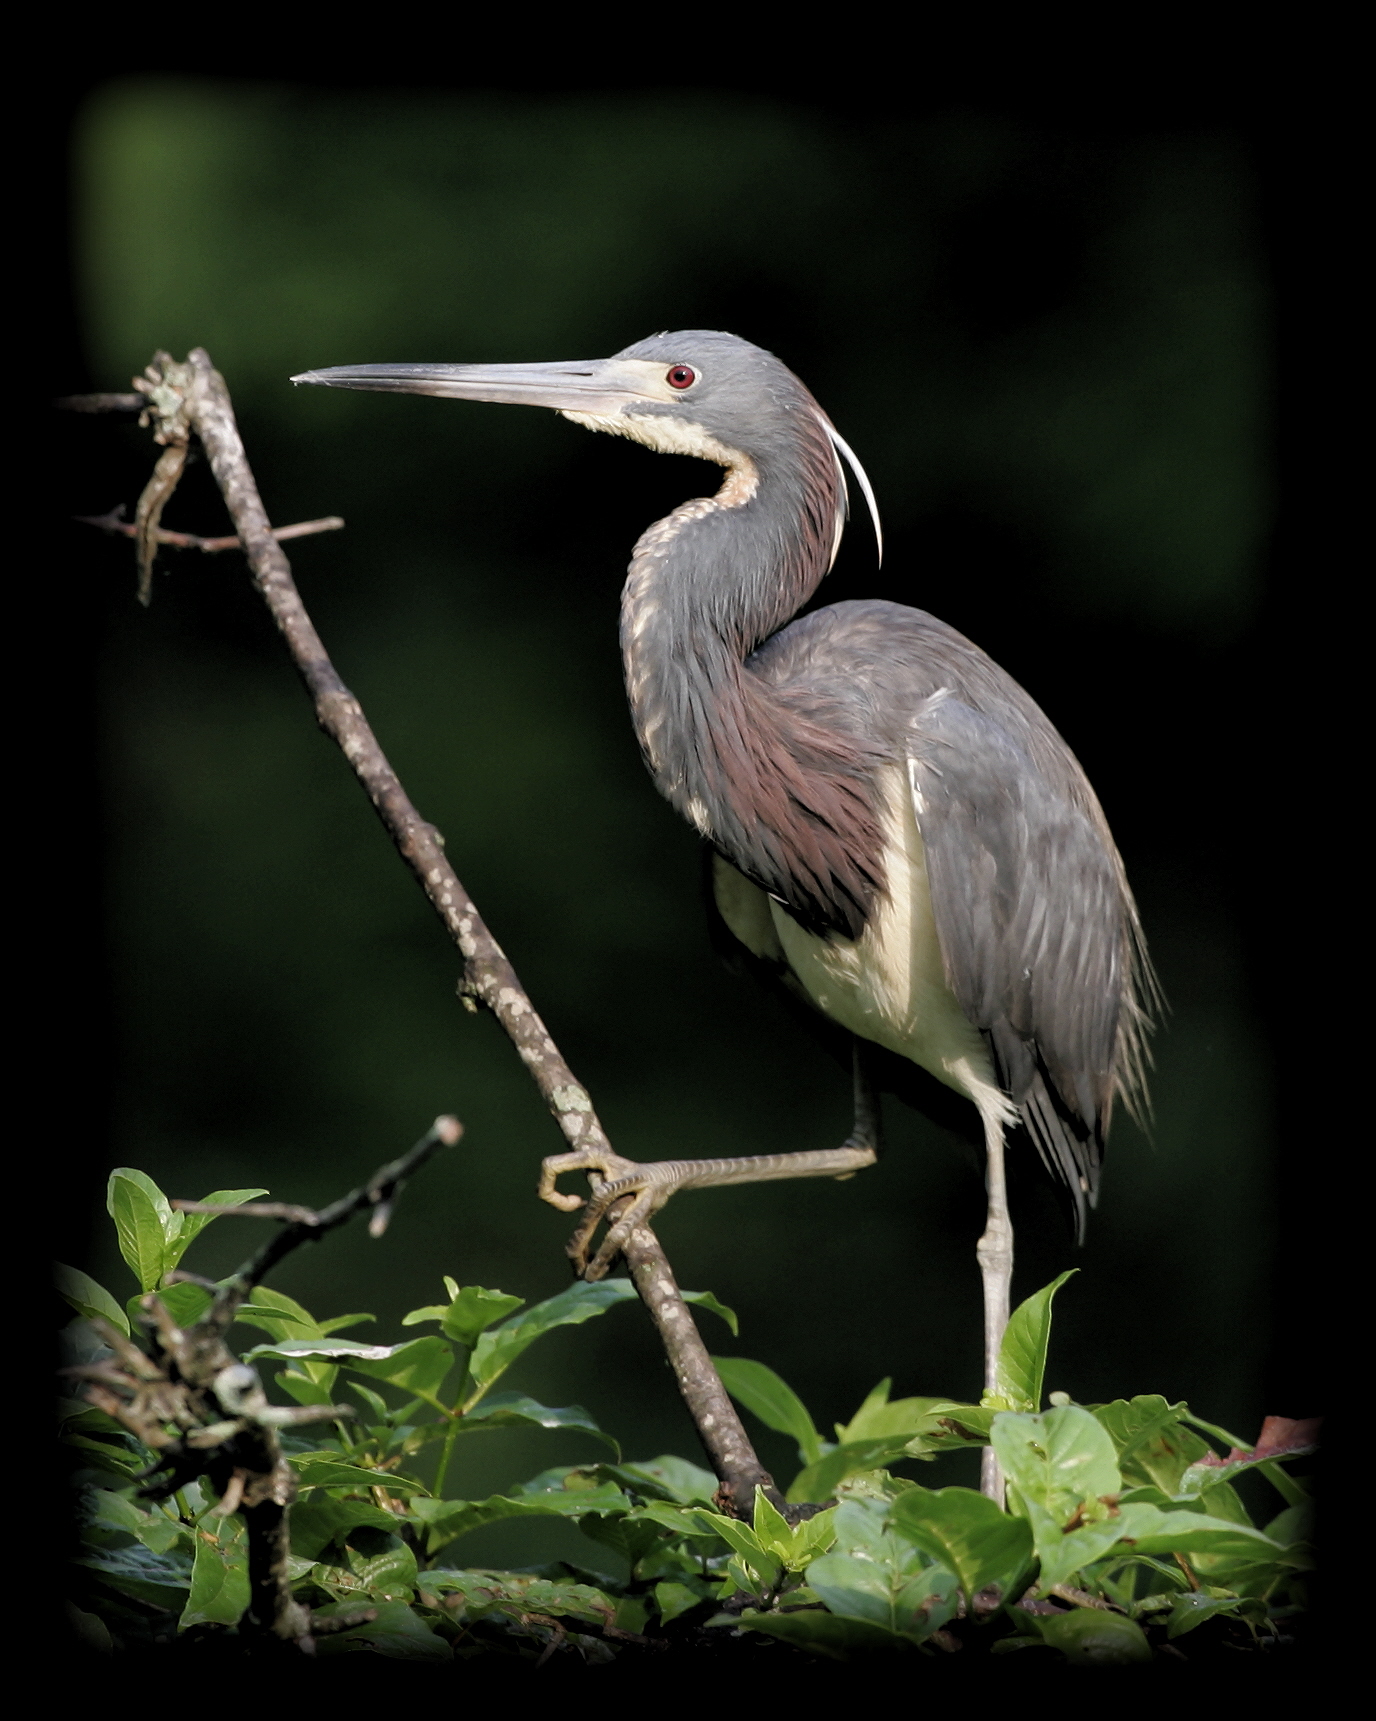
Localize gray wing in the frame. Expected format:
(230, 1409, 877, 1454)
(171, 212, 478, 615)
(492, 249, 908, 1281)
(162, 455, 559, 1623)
(907, 691, 1147, 1235)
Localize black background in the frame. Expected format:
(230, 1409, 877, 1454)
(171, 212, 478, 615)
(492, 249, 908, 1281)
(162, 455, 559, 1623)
(34, 45, 1339, 1588)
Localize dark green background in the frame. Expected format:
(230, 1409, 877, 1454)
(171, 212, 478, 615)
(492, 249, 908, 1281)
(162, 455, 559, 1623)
(60, 81, 1292, 1555)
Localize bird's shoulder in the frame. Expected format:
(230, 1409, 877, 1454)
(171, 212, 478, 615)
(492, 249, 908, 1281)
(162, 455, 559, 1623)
(747, 598, 1074, 769)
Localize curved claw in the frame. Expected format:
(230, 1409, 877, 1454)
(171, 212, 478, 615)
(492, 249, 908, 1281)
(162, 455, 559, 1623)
(538, 1138, 881, 1280)
(538, 1147, 639, 1214)
(538, 1149, 683, 1280)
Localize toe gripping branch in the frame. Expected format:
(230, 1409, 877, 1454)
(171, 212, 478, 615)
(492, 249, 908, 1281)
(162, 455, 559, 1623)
(539, 1141, 880, 1282)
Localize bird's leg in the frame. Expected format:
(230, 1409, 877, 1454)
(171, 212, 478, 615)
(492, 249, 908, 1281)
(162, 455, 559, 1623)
(976, 1115, 1013, 1504)
(541, 1041, 881, 1281)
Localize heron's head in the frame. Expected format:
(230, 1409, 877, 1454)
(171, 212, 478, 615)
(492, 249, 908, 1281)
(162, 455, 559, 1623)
(292, 329, 880, 550)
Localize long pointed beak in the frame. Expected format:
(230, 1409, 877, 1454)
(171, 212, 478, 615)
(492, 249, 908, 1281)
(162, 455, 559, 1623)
(290, 358, 649, 414)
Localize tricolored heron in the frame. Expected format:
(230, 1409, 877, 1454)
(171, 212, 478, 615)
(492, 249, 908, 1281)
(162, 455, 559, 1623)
(295, 331, 1157, 1496)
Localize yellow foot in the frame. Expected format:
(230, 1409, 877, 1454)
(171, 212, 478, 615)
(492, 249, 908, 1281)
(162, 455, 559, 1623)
(539, 1148, 687, 1280)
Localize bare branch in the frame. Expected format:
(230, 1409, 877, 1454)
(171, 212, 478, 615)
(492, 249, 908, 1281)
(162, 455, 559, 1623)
(56, 392, 145, 412)
(154, 346, 781, 1519)
(77, 507, 345, 554)
(172, 1201, 321, 1223)
(198, 1115, 461, 1331)
(134, 445, 189, 604)
(127, 354, 196, 603)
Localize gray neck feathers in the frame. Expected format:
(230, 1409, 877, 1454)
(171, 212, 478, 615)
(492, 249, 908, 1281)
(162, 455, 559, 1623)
(620, 422, 885, 938)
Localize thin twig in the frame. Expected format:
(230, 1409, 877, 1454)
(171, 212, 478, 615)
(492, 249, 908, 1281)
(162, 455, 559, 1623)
(146, 347, 779, 1519)
(1049, 1583, 1121, 1612)
(70, 1116, 455, 1647)
(56, 392, 145, 412)
(172, 1201, 322, 1223)
(202, 1116, 462, 1333)
(77, 506, 345, 554)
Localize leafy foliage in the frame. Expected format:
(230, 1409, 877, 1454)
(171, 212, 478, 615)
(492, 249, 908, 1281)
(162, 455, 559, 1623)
(62, 1170, 1312, 1665)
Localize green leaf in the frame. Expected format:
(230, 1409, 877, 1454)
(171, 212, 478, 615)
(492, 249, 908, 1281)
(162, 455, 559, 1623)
(402, 1283, 524, 1344)
(1166, 1591, 1248, 1638)
(401, 1305, 448, 1326)
(86, 1488, 150, 1534)
(808, 1552, 957, 1641)
(1037, 1607, 1152, 1664)
(342, 1336, 455, 1400)
(890, 1485, 1035, 1606)
(409, 1481, 631, 1556)
(460, 1392, 617, 1451)
(85, 1489, 187, 1554)
(732, 1609, 912, 1659)
(245, 1337, 385, 1360)
(836, 1380, 953, 1444)
(290, 1455, 428, 1493)
(716, 1525, 782, 1593)
(993, 1271, 1075, 1411)
(443, 1285, 525, 1345)
(1264, 1502, 1315, 1547)
(904, 1401, 994, 1448)
(1110, 1504, 1298, 1564)
(788, 1437, 921, 1505)
(234, 1289, 342, 1391)
(1177, 1450, 1279, 1499)
(133, 1281, 211, 1329)
(418, 1569, 615, 1627)
(167, 1188, 268, 1269)
(64, 1431, 147, 1479)
(1094, 1393, 1186, 1460)
(345, 1526, 417, 1600)
(238, 1310, 342, 1392)
(249, 1335, 454, 1402)
(581, 1509, 676, 1573)
(614, 1455, 719, 1504)
(752, 1488, 796, 1559)
(748, 1489, 836, 1569)
(107, 1169, 174, 1292)
(633, 1501, 728, 1542)
(655, 1581, 708, 1624)
(289, 1495, 403, 1561)
(1260, 1461, 1309, 1508)
(234, 1286, 324, 1338)
(993, 1405, 1122, 1507)
(347, 1382, 394, 1424)
(990, 1406, 1126, 1591)
(181, 1515, 250, 1628)
(467, 1278, 638, 1394)
(312, 1599, 451, 1660)
(67, 1605, 114, 1653)
(55, 1264, 130, 1336)
(317, 1313, 375, 1337)
(275, 1369, 338, 1408)
(76, 1543, 193, 1611)
(712, 1356, 824, 1466)
(1197, 1481, 1253, 1526)
(680, 1290, 739, 1336)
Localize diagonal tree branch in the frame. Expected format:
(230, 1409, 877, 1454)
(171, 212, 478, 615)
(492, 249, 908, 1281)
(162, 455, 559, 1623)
(97, 349, 780, 1519)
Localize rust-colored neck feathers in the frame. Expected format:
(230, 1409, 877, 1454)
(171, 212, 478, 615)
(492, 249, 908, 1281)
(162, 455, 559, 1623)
(620, 411, 886, 938)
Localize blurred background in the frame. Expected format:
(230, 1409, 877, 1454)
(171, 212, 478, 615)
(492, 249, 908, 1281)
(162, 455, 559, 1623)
(51, 76, 1313, 1563)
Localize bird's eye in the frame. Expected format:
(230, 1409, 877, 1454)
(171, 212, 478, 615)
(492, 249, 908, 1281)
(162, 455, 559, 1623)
(666, 365, 696, 390)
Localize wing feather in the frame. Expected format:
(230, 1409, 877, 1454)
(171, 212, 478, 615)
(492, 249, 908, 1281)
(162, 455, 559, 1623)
(907, 694, 1142, 1235)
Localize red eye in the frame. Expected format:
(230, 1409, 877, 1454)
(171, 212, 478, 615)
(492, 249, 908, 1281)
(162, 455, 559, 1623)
(666, 365, 696, 389)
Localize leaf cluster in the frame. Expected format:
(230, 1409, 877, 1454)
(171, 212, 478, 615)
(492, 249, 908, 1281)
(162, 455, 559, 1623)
(62, 1174, 1313, 1665)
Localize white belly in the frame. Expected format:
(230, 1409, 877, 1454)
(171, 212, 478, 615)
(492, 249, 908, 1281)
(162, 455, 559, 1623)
(715, 763, 1014, 1124)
